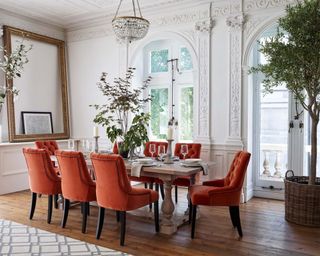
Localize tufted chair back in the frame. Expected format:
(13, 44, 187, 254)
(23, 148, 61, 195)
(55, 150, 96, 202)
(91, 153, 133, 211)
(174, 143, 201, 159)
(224, 151, 251, 190)
(35, 140, 59, 155)
(144, 141, 168, 157)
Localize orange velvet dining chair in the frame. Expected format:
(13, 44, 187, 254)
(35, 140, 60, 173)
(23, 148, 61, 224)
(190, 151, 251, 239)
(173, 143, 202, 203)
(55, 150, 96, 233)
(91, 153, 159, 246)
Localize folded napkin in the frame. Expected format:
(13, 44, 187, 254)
(200, 162, 209, 175)
(182, 162, 208, 175)
(131, 162, 143, 177)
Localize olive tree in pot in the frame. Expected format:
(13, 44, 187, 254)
(251, 0, 320, 226)
(91, 68, 152, 158)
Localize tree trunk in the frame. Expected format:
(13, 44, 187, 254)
(309, 116, 318, 185)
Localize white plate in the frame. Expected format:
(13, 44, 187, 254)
(142, 163, 157, 167)
(136, 158, 153, 164)
(184, 158, 202, 163)
(181, 162, 202, 167)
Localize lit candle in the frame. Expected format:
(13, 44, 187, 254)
(167, 127, 173, 140)
(93, 126, 99, 137)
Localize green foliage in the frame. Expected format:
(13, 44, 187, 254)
(150, 88, 168, 139)
(151, 49, 168, 73)
(250, 0, 320, 184)
(180, 87, 193, 140)
(0, 40, 32, 110)
(91, 68, 152, 153)
(180, 47, 193, 71)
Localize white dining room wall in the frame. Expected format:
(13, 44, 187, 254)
(0, 9, 65, 194)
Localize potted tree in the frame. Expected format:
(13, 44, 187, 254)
(251, 0, 320, 226)
(91, 68, 152, 158)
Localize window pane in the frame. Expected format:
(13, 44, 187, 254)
(150, 88, 169, 139)
(151, 49, 168, 73)
(259, 85, 288, 179)
(179, 87, 193, 140)
(180, 47, 193, 71)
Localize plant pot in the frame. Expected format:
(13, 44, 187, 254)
(285, 178, 320, 227)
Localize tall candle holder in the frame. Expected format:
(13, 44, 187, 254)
(164, 139, 174, 164)
(94, 136, 99, 153)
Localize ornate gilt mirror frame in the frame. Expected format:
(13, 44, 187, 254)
(3, 26, 70, 142)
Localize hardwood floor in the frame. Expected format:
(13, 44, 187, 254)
(0, 189, 319, 256)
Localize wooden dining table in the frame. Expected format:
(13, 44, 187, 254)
(52, 154, 205, 235)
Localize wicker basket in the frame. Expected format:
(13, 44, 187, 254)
(285, 170, 320, 227)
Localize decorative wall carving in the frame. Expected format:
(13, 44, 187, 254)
(226, 14, 244, 144)
(195, 18, 214, 144)
(244, 0, 296, 12)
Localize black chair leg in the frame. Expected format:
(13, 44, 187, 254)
(149, 183, 153, 210)
(231, 206, 243, 237)
(144, 183, 148, 189)
(82, 202, 88, 233)
(116, 211, 120, 222)
(29, 192, 37, 220)
(229, 206, 237, 228)
(175, 185, 178, 203)
(191, 205, 197, 239)
(154, 200, 159, 232)
(96, 207, 105, 239)
(61, 198, 70, 228)
(120, 211, 126, 246)
(54, 194, 59, 209)
(160, 184, 165, 200)
(189, 201, 193, 224)
(87, 202, 90, 216)
(47, 195, 53, 224)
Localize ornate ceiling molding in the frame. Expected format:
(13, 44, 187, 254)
(244, 0, 296, 12)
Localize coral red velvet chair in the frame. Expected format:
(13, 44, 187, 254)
(35, 140, 60, 173)
(91, 153, 159, 246)
(55, 150, 96, 233)
(190, 151, 251, 238)
(23, 148, 61, 224)
(173, 143, 202, 203)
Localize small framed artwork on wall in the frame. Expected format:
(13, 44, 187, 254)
(21, 111, 53, 135)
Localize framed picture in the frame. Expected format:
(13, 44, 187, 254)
(21, 111, 53, 135)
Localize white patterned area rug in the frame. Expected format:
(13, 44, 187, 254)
(0, 219, 130, 256)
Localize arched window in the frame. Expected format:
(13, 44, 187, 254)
(143, 39, 194, 141)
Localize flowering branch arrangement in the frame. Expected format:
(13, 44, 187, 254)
(91, 67, 152, 155)
(0, 40, 32, 111)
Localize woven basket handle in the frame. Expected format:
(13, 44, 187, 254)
(285, 170, 294, 179)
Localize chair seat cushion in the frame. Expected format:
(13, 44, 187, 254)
(173, 176, 191, 187)
(128, 175, 154, 183)
(126, 188, 159, 211)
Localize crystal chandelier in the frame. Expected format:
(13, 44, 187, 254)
(112, 0, 150, 42)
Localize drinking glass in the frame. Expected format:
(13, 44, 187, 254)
(85, 140, 93, 153)
(68, 139, 75, 150)
(158, 145, 166, 161)
(149, 144, 156, 158)
(181, 144, 188, 159)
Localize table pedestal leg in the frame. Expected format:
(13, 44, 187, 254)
(160, 180, 177, 234)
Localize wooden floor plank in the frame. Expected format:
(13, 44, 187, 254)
(0, 189, 319, 256)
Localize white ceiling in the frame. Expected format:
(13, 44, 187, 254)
(0, 0, 212, 30)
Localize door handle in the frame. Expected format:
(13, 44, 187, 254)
(288, 121, 294, 133)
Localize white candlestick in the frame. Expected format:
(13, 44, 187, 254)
(93, 126, 99, 137)
(167, 127, 173, 140)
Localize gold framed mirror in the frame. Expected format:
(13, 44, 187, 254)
(3, 26, 70, 142)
